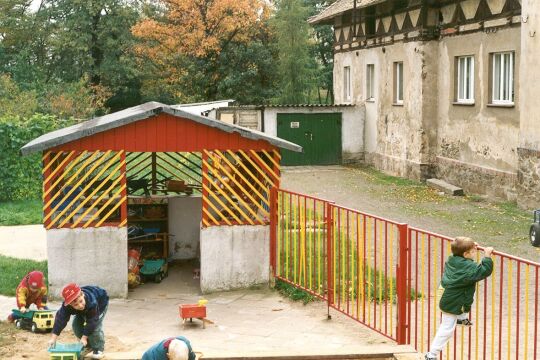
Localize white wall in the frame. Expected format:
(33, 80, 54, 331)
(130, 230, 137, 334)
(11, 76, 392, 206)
(168, 196, 202, 260)
(264, 106, 365, 163)
(200, 225, 269, 293)
(47, 227, 128, 298)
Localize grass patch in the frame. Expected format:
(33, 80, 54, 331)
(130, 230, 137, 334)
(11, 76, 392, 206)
(0, 255, 47, 297)
(275, 279, 317, 304)
(0, 199, 42, 226)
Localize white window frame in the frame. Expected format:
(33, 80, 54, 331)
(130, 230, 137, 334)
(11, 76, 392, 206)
(491, 51, 514, 105)
(457, 56, 475, 104)
(343, 66, 352, 103)
(394, 62, 403, 104)
(366, 64, 375, 100)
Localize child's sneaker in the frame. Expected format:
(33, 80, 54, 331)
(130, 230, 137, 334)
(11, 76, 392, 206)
(457, 318, 473, 326)
(90, 350, 104, 359)
(425, 355, 436, 359)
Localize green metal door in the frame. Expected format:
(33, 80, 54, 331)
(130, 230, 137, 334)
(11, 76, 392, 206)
(277, 113, 342, 165)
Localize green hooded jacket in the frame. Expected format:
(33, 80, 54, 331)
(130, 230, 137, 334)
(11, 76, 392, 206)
(439, 255, 493, 315)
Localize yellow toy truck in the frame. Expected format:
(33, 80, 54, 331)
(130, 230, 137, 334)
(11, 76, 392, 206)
(12, 308, 54, 333)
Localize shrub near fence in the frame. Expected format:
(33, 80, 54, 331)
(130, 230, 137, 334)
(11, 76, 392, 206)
(0, 114, 73, 201)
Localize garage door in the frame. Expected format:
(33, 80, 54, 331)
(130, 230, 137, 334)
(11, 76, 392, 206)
(277, 113, 342, 166)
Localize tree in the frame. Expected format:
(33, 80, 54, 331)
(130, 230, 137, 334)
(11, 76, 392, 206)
(272, 0, 317, 104)
(306, 0, 336, 103)
(132, 0, 272, 103)
(43, 0, 142, 111)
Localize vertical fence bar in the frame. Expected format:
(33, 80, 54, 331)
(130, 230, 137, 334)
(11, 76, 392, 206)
(326, 202, 334, 314)
(270, 187, 277, 277)
(396, 223, 408, 344)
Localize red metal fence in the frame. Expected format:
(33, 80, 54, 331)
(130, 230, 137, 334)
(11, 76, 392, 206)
(270, 188, 540, 359)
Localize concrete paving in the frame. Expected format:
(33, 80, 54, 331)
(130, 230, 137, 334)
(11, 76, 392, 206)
(0, 261, 413, 358)
(0, 224, 46, 260)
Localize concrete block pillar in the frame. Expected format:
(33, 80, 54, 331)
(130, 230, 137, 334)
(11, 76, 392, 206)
(200, 225, 269, 293)
(47, 227, 128, 299)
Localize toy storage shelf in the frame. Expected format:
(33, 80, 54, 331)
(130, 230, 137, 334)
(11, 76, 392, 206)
(127, 196, 168, 259)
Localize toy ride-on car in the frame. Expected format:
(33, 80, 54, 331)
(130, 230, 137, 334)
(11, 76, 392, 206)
(12, 308, 54, 333)
(140, 258, 168, 283)
(530, 209, 540, 247)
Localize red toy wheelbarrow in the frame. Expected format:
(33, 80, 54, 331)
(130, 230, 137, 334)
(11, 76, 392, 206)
(179, 302, 207, 329)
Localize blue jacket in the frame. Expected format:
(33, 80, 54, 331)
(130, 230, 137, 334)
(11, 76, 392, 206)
(142, 336, 195, 360)
(52, 286, 109, 336)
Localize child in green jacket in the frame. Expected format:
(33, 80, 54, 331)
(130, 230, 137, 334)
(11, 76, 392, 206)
(425, 237, 493, 359)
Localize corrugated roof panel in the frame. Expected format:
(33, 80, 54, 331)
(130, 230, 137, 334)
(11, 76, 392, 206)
(21, 102, 303, 155)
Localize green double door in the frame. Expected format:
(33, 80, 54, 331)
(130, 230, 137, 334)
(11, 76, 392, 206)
(277, 113, 342, 166)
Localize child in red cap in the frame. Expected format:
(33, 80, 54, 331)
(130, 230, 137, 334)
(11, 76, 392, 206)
(7, 271, 48, 322)
(48, 283, 109, 360)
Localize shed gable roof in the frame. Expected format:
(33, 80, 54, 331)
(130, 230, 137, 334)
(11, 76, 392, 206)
(21, 102, 302, 155)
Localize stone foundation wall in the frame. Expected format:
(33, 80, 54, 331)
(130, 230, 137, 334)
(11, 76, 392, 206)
(370, 152, 434, 181)
(517, 147, 540, 209)
(436, 156, 517, 200)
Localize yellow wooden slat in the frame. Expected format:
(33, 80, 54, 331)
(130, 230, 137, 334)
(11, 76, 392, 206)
(70, 175, 124, 228)
(44, 151, 99, 217)
(42, 151, 63, 174)
(70, 164, 124, 228)
(57, 152, 123, 228)
(119, 218, 127, 227)
(203, 151, 263, 221)
(236, 150, 274, 186)
(83, 184, 126, 228)
(248, 150, 279, 184)
(201, 182, 235, 225)
(47, 151, 113, 226)
(43, 151, 79, 196)
(274, 150, 281, 160)
(202, 194, 231, 226)
(202, 207, 220, 226)
(261, 150, 280, 170)
(214, 150, 268, 215)
(202, 217, 210, 227)
(227, 150, 268, 191)
(42, 151, 51, 162)
(95, 193, 126, 227)
(201, 161, 253, 224)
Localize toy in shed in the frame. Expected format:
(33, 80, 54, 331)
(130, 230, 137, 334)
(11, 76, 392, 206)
(139, 258, 168, 283)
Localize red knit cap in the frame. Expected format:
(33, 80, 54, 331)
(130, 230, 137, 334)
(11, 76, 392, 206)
(27, 271, 44, 289)
(61, 283, 81, 305)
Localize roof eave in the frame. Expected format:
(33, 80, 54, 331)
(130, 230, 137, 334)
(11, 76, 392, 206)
(21, 105, 303, 156)
(20, 107, 164, 156)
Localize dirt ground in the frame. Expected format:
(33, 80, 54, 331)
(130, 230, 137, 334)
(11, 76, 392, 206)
(0, 323, 125, 360)
(281, 165, 540, 262)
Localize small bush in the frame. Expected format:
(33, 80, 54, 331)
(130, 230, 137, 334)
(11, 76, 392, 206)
(274, 279, 317, 304)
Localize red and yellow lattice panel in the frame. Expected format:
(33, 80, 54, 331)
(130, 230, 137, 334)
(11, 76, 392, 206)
(42, 150, 127, 229)
(201, 149, 280, 227)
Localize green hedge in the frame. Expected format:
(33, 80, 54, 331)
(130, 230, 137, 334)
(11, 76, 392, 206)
(0, 114, 73, 201)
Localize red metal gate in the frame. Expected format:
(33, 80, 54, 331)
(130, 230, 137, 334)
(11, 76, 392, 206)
(270, 187, 540, 358)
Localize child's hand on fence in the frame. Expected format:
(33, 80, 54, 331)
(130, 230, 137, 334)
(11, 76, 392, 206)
(484, 247, 493, 257)
(20, 307, 27, 313)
